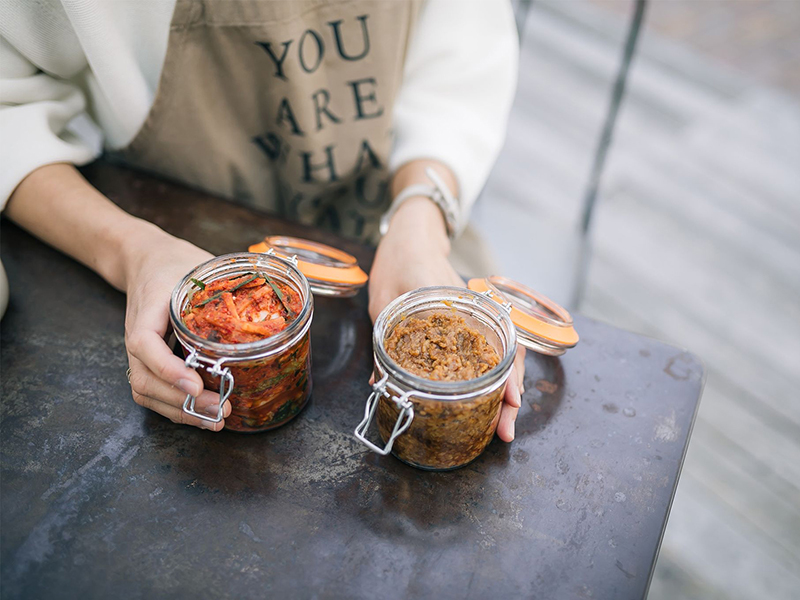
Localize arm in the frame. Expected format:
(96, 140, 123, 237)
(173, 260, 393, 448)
(1, 28, 225, 430)
(369, 158, 524, 442)
(368, 1, 522, 440)
(368, 159, 460, 322)
(372, 0, 519, 314)
(5, 164, 230, 430)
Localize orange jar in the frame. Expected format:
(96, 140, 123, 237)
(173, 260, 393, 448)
(170, 237, 367, 432)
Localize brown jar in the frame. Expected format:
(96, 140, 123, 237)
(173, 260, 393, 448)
(355, 287, 517, 470)
(355, 279, 579, 470)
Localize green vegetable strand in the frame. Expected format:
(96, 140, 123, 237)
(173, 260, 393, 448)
(196, 273, 259, 307)
(261, 272, 296, 319)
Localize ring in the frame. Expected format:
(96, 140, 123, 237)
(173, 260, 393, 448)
(126, 367, 132, 384)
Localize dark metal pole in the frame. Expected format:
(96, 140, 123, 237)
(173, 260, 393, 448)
(572, 0, 648, 309)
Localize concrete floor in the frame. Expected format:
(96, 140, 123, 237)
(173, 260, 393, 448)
(474, 1, 800, 598)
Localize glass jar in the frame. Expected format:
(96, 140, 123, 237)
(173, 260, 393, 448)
(355, 280, 579, 470)
(170, 252, 314, 433)
(355, 287, 517, 470)
(171, 237, 368, 433)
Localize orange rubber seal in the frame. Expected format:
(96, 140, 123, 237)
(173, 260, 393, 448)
(468, 278, 579, 347)
(249, 238, 368, 286)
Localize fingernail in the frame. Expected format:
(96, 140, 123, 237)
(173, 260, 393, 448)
(199, 401, 222, 417)
(520, 384, 526, 396)
(511, 384, 522, 409)
(178, 379, 202, 397)
(510, 421, 515, 441)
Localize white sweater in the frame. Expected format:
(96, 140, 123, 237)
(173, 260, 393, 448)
(0, 0, 518, 221)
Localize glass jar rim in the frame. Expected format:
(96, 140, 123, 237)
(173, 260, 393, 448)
(169, 252, 313, 360)
(373, 286, 517, 396)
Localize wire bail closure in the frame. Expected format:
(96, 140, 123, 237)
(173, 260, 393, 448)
(182, 348, 233, 423)
(354, 374, 415, 455)
(264, 247, 299, 269)
(480, 288, 513, 314)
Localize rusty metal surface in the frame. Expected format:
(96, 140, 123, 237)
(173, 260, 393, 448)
(0, 163, 703, 600)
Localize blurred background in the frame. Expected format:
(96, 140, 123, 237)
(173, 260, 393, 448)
(472, 0, 800, 598)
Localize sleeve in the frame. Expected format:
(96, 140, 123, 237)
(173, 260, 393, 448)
(0, 35, 102, 209)
(389, 0, 519, 232)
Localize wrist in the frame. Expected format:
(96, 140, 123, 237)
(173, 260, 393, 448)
(386, 160, 459, 242)
(116, 220, 175, 291)
(385, 196, 451, 256)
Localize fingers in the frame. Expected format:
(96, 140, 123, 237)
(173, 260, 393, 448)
(515, 346, 527, 394)
(497, 349, 528, 442)
(131, 391, 230, 431)
(127, 328, 204, 397)
(122, 243, 225, 430)
(505, 367, 522, 409)
(128, 355, 231, 430)
(128, 356, 223, 410)
(496, 402, 519, 442)
(497, 375, 522, 442)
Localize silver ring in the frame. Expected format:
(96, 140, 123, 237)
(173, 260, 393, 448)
(125, 367, 132, 385)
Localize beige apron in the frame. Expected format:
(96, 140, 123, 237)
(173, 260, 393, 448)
(118, 0, 420, 244)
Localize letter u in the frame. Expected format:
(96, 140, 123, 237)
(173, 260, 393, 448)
(328, 15, 370, 61)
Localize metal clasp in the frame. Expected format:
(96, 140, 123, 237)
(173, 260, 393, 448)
(354, 374, 414, 456)
(182, 349, 233, 423)
(481, 288, 513, 314)
(265, 247, 299, 268)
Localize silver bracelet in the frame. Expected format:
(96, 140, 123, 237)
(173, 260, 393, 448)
(379, 167, 459, 239)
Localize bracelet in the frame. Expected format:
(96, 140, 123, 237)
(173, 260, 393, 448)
(379, 167, 459, 239)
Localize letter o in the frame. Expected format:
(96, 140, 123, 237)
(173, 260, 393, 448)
(298, 29, 324, 73)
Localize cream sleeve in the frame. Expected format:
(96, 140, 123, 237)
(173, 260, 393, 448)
(390, 0, 519, 232)
(0, 35, 101, 208)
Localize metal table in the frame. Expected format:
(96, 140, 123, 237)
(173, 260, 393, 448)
(0, 163, 703, 600)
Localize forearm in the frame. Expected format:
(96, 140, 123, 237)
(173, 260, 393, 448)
(4, 163, 169, 292)
(376, 159, 522, 442)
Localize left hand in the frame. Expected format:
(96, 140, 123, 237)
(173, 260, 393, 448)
(368, 195, 525, 442)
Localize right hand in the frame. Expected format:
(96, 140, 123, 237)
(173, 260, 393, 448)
(123, 228, 231, 430)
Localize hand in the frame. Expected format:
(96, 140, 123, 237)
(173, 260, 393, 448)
(122, 229, 231, 430)
(368, 196, 463, 321)
(499, 347, 526, 442)
(5, 164, 231, 430)
(368, 195, 525, 442)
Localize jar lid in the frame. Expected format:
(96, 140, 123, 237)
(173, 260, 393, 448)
(248, 236, 368, 297)
(467, 276, 579, 356)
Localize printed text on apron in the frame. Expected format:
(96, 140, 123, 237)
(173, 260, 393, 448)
(119, 0, 420, 244)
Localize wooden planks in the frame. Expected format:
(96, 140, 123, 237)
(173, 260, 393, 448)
(475, 0, 800, 597)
